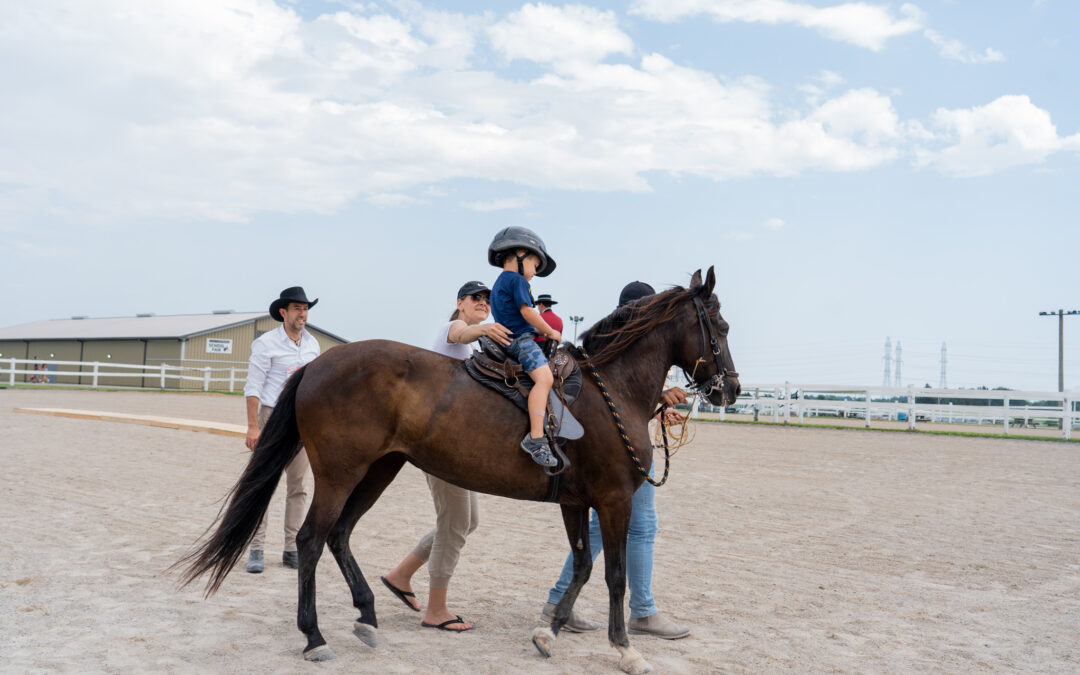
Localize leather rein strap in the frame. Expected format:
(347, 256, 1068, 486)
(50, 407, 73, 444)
(688, 295, 738, 397)
(571, 344, 671, 487)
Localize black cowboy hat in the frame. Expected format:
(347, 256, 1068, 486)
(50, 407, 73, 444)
(536, 293, 558, 306)
(270, 286, 318, 321)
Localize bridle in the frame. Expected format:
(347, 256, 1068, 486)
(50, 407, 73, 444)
(684, 295, 738, 399)
(571, 291, 738, 488)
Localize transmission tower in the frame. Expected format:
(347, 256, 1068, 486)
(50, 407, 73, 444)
(882, 337, 892, 387)
(939, 342, 947, 389)
(894, 341, 903, 387)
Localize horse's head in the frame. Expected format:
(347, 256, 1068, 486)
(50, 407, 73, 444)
(676, 266, 741, 407)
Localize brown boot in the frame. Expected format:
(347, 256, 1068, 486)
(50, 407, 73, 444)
(628, 612, 690, 639)
(541, 602, 601, 632)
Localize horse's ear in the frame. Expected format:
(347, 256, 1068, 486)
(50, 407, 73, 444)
(689, 269, 703, 288)
(703, 266, 716, 296)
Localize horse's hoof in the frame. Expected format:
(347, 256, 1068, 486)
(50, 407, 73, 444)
(616, 645, 652, 675)
(303, 644, 335, 662)
(531, 626, 555, 658)
(353, 621, 378, 648)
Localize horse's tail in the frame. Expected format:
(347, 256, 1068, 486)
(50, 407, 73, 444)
(175, 365, 307, 596)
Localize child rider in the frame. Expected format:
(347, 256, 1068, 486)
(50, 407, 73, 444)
(487, 227, 562, 468)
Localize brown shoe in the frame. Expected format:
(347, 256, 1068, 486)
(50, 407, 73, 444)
(628, 612, 690, 639)
(541, 602, 601, 632)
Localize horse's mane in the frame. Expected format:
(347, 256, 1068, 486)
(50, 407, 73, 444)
(581, 285, 712, 366)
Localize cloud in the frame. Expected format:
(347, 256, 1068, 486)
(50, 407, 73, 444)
(461, 196, 531, 211)
(0, 1, 1069, 225)
(630, 0, 924, 51)
(631, 1, 1003, 64)
(488, 3, 633, 67)
(916, 95, 1080, 176)
(725, 216, 787, 241)
(923, 29, 1005, 64)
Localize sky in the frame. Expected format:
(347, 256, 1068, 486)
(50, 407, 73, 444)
(2, 0, 1078, 392)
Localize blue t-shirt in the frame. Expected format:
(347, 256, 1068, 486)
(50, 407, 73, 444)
(491, 270, 536, 338)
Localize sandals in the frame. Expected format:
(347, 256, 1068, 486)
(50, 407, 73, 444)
(380, 576, 420, 612)
(421, 615, 474, 632)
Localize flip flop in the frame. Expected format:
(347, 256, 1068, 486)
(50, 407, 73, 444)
(380, 576, 420, 612)
(421, 615, 474, 632)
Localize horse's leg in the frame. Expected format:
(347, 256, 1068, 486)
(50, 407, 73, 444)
(296, 468, 356, 662)
(325, 453, 407, 648)
(599, 505, 652, 675)
(532, 505, 591, 657)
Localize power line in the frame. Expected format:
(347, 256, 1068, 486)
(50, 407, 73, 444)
(894, 341, 903, 386)
(940, 342, 947, 389)
(882, 337, 891, 387)
(1038, 309, 1080, 392)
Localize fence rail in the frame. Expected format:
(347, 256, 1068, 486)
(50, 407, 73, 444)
(4, 358, 248, 392)
(719, 382, 1078, 441)
(7, 358, 1079, 440)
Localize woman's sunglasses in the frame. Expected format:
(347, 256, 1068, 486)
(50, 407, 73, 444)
(467, 293, 489, 303)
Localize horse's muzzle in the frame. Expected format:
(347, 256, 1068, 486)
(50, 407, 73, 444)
(720, 376, 741, 407)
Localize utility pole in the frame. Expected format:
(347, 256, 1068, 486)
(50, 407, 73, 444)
(1039, 309, 1080, 392)
(882, 337, 892, 387)
(894, 341, 903, 387)
(569, 315, 584, 344)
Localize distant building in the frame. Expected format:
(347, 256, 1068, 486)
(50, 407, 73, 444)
(0, 312, 347, 388)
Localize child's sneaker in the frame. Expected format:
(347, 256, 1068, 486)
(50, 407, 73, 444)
(521, 434, 558, 467)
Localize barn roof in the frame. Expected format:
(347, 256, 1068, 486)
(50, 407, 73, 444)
(0, 313, 345, 342)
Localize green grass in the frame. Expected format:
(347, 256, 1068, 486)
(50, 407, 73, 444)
(704, 416, 1080, 443)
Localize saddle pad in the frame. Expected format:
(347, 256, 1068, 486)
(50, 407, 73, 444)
(463, 350, 583, 439)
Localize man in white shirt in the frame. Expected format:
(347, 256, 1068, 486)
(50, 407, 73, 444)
(243, 287, 322, 573)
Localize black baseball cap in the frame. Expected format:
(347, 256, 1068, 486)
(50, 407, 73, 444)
(618, 281, 655, 307)
(457, 280, 490, 299)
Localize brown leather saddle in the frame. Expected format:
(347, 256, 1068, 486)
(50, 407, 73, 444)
(464, 337, 584, 475)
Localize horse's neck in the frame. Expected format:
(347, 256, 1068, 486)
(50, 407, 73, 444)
(599, 328, 674, 419)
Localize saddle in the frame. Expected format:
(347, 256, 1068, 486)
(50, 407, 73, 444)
(464, 337, 584, 476)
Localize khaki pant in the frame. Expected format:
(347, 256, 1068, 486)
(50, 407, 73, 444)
(250, 404, 311, 553)
(412, 475, 479, 588)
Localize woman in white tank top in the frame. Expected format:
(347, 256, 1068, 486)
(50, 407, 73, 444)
(379, 281, 511, 631)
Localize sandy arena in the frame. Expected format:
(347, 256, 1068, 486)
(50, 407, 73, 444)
(2, 388, 1077, 673)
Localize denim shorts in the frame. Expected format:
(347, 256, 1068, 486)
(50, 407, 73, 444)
(506, 333, 548, 373)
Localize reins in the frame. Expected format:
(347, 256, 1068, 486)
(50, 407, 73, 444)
(572, 345, 671, 487)
(568, 291, 735, 488)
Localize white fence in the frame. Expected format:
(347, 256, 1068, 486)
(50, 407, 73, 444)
(722, 383, 1078, 441)
(7, 358, 1079, 440)
(3, 358, 248, 392)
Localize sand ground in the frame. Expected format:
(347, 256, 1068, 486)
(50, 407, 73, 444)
(1, 388, 1078, 673)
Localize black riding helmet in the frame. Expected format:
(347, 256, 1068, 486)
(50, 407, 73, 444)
(487, 226, 557, 277)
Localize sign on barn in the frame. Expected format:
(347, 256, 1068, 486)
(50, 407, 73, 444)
(206, 338, 233, 354)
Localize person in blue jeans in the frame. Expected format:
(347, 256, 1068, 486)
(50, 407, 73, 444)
(540, 280, 691, 639)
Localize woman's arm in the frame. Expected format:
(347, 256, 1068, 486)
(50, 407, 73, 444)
(448, 320, 514, 346)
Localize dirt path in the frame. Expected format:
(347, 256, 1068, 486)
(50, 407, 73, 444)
(2, 388, 1077, 673)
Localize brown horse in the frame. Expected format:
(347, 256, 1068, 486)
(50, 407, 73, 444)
(179, 267, 739, 674)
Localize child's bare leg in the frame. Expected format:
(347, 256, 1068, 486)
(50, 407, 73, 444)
(527, 366, 554, 438)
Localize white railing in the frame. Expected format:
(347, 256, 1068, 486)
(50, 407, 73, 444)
(708, 382, 1078, 441)
(3, 358, 248, 392)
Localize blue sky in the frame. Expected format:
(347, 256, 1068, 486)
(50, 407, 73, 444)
(2, 0, 1078, 391)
